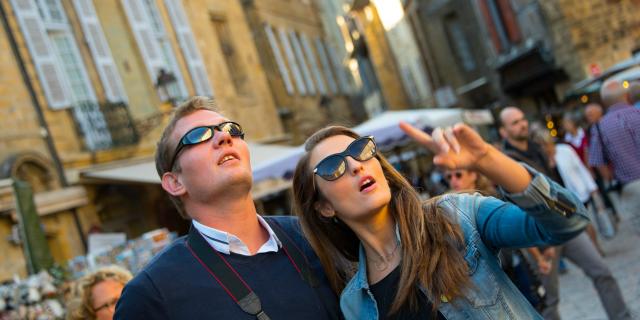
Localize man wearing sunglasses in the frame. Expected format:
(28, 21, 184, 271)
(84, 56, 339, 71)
(115, 97, 340, 319)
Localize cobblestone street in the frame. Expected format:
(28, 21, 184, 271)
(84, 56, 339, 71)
(559, 206, 640, 319)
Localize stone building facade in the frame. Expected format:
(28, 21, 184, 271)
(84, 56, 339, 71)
(412, 0, 640, 116)
(543, 0, 640, 82)
(0, 0, 291, 280)
(241, 0, 358, 142)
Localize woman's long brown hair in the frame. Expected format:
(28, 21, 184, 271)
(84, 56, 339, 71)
(292, 126, 471, 314)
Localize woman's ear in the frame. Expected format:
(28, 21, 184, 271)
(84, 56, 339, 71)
(161, 172, 186, 196)
(314, 200, 336, 218)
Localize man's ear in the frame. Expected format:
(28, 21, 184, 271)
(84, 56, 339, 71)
(314, 200, 336, 218)
(161, 172, 186, 196)
(499, 126, 507, 139)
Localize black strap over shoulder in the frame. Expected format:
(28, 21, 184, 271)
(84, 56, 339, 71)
(264, 218, 320, 287)
(186, 218, 331, 320)
(186, 226, 271, 320)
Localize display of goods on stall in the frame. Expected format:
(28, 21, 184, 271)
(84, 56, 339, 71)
(67, 228, 176, 279)
(0, 271, 65, 320)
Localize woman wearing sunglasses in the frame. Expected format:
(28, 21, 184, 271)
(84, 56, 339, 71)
(292, 123, 588, 319)
(444, 169, 496, 195)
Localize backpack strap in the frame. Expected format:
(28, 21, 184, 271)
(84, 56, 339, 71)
(186, 226, 271, 320)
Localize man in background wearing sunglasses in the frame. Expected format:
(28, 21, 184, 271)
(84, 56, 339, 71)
(115, 97, 340, 319)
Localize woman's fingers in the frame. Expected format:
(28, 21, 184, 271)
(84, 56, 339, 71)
(431, 128, 449, 154)
(443, 126, 461, 154)
(399, 121, 437, 150)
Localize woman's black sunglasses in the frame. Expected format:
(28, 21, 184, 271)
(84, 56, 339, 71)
(169, 121, 244, 170)
(313, 136, 377, 181)
(445, 171, 464, 180)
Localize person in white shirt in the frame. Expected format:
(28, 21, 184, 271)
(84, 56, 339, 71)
(530, 130, 631, 320)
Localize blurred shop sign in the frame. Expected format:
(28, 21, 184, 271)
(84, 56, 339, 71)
(463, 110, 494, 125)
(589, 63, 602, 76)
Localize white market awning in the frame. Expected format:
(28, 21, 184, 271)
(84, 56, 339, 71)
(80, 143, 299, 186)
(81, 109, 466, 195)
(252, 108, 464, 181)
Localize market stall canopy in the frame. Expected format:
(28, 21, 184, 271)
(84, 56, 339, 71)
(352, 109, 463, 147)
(251, 108, 463, 182)
(80, 143, 299, 185)
(82, 109, 465, 191)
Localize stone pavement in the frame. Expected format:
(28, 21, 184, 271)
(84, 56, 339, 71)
(559, 206, 640, 320)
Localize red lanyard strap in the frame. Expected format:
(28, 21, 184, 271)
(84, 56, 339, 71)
(187, 226, 271, 320)
(267, 219, 319, 287)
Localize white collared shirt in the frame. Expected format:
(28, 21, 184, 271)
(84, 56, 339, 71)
(192, 215, 281, 256)
(554, 143, 597, 203)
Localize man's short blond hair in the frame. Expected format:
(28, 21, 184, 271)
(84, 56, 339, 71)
(155, 96, 219, 218)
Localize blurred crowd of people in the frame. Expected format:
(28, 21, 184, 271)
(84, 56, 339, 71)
(442, 78, 638, 320)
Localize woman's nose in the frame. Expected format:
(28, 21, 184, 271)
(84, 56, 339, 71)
(346, 157, 363, 175)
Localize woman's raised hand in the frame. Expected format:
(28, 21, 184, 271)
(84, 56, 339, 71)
(399, 121, 490, 171)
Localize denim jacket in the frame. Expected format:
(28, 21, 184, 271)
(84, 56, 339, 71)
(340, 167, 589, 320)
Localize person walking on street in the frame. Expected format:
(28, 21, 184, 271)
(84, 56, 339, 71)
(588, 79, 640, 235)
(500, 107, 632, 320)
(115, 97, 340, 319)
(584, 103, 620, 223)
(535, 132, 631, 319)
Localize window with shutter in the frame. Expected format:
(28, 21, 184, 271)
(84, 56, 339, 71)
(289, 31, 315, 95)
(315, 38, 338, 94)
(13, 0, 113, 150)
(300, 34, 327, 95)
(278, 27, 306, 95)
(264, 24, 294, 95)
(10, 0, 71, 108)
(121, 0, 188, 100)
(72, 0, 128, 103)
(163, 0, 213, 97)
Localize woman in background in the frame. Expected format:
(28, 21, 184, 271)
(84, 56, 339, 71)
(67, 265, 132, 320)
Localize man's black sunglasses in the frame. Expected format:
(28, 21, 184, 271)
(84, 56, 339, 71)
(313, 136, 377, 181)
(169, 121, 244, 170)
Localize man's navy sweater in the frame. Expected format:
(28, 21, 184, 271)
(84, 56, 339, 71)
(114, 216, 341, 319)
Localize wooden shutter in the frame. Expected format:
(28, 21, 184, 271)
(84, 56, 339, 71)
(264, 24, 294, 95)
(315, 37, 337, 94)
(278, 27, 306, 95)
(289, 31, 315, 94)
(121, 0, 165, 85)
(301, 35, 326, 94)
(73, 0, 127, 102)
(163, 0, 214, 96)
(10, 0, 71, 109)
